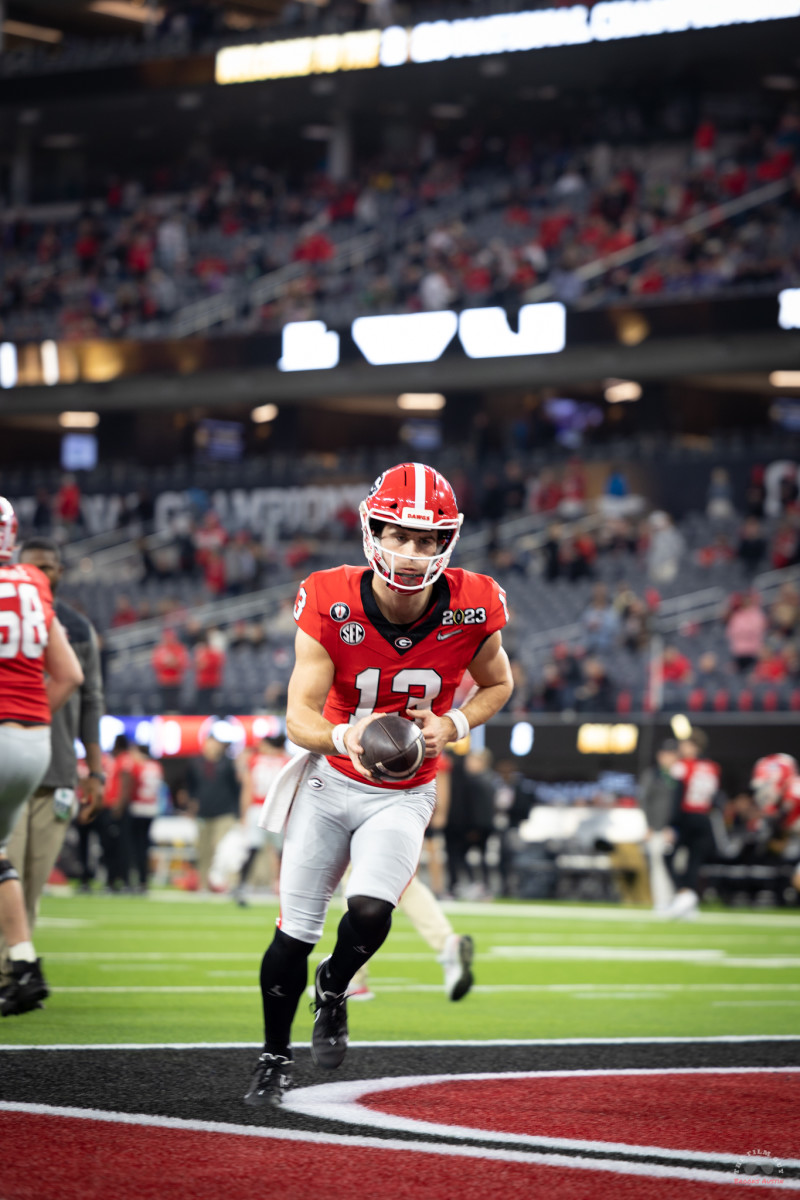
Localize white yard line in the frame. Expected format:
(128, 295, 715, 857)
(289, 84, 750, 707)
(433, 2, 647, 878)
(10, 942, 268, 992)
(40, 981, 800, 995)
(2, 1099, 798, 1190)
(282, 1068, 800, 1171)
(3, 1034, 798, 1051)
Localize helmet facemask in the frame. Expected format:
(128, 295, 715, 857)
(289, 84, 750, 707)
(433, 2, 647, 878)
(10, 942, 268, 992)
(360, 462, 464, 594)
(360, 513, 459, 593)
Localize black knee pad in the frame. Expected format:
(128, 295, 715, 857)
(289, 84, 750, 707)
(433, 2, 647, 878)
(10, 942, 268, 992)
(0, 856, 20, 886)
(347, 894, 394, 934)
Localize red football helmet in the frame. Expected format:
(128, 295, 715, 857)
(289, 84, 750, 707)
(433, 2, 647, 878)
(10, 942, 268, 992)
(0, 496, 18, 563)
(751, 753, 799, 810)
(360, 463, 463, 593)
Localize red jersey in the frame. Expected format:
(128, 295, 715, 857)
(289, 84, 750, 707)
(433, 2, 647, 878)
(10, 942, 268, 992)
(0, 562, 55, 724)
(104, 750, 137, 810)
(671, 757, 721, 813)
(294, 565, 508, 788)
(780, 778, 800, 833)
(249, 749, 290, 806)
(152, 638, 189, 685)
(195, 644, 225, 689)
(130, 758, 165, 818)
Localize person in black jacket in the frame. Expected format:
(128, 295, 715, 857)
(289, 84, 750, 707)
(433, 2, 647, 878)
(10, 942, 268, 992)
(1, 537, 105, 981)
(179, 730, 247, 892)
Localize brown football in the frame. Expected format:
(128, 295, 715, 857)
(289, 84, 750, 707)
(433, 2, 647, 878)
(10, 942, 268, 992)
(359, 714, 426, 781)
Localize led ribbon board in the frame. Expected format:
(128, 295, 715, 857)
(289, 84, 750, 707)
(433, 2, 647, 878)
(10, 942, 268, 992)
(217, 0, 800, 83)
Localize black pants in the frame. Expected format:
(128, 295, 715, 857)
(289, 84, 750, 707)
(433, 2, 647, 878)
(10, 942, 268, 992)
(129, 816, 153, 888)
(76, 819, 96, 885)
(97, 808, 131, 890)
(671, 810, 716, 893)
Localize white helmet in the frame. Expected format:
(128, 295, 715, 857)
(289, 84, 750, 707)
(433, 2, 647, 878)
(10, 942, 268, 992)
(359, 462, 463, 594)
(0, 496, 18, 563)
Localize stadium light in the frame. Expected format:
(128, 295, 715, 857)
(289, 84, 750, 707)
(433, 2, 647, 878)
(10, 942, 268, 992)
(278, 320, 340, 372)
(41, 340, 59, 386)
(397, 394, 446, 411)
(2, 19, 62, 42)
(251, 404, 279, 423)
(352, 312, 458, 365)
(458, 303, 566, 358)
(0, 343, 17, 389)
(89, 2, 164, 23)
(510, 722, 535, 756)
(604, 379, 642, 403)
(59, 412, 100, 428)
(778, 289, 800, 330)
(770, 371, 800, 388)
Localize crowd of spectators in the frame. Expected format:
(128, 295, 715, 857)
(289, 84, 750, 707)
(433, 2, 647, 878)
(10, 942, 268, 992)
(8, 445, 800, 715)
(3, 93, 800, 343)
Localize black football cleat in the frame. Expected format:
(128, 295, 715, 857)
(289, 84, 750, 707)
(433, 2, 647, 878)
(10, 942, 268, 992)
(441, 934, 474, 1001)
(243, 1051, 294, 1108)
(0, 958, 49, 1017)
(311, 956, 349, 1069)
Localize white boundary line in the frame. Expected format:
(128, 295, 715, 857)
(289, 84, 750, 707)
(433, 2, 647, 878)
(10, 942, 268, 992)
(1, 1098, 797, 1190)
(282, 1069, 800, 1170)
(2, 1034, 799, 1051)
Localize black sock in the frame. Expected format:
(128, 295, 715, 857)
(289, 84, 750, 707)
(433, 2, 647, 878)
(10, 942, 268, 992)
(259, 930, 313, 1056)
(325, 908, 392, 995)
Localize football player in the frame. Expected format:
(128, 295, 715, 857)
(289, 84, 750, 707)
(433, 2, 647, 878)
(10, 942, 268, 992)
(244, 463, 513, 1107)
(750, 753, 800, 891)
(0, 535, 105, 990)
(0, 498, 83, 1016)
(232, 731, 288, 907)
(662, 728, 721, 920)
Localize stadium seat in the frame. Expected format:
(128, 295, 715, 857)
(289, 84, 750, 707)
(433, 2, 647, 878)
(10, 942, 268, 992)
(615, 690, 632, 714)
(688, 687, 706, 711)
(712, 689, 730, 712)
(737, 689, 754, 712)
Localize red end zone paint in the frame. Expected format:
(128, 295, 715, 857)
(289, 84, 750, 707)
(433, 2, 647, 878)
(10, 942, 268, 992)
(0, 1111, 780, 1200)
(359, 1071, 796, 1159)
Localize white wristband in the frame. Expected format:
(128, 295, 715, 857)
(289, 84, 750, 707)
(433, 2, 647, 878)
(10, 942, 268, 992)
(444, 708, 470, 742)
(331, 723, 349, 755)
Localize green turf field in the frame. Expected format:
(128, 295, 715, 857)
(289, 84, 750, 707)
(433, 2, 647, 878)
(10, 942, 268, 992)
(3, 892, 799, 1046)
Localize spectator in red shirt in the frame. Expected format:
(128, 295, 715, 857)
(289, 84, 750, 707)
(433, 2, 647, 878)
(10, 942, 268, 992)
(151, 627, 190, 713)
(203, 549, 227, 597)
(661, 645, 693, 685)
(293, 231, 334, 264)
(194, 630, 226, 714)
(770, 521, 800, 570)
(55, 474, 83, 536)
(110, 594, 139, 628)
(531, 468, 562, 514)
(751, 645, 788, 685)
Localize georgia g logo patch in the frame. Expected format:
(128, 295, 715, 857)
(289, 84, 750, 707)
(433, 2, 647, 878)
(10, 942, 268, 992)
(340, 622, 366, 646)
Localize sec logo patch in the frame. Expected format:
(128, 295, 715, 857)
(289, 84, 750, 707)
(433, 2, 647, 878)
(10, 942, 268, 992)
(340, 622, 366, 646)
